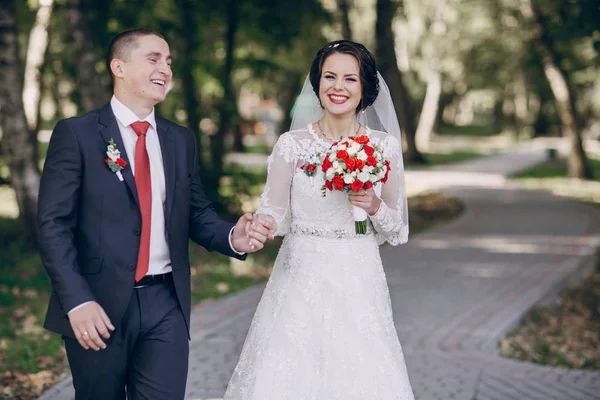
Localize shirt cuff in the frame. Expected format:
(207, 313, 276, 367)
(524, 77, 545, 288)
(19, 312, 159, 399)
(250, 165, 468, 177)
(229, 226, 246, 255)
(68, 301, 92, 315)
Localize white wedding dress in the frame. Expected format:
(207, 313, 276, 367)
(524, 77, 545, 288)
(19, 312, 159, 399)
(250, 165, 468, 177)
(224, 125, 415, 400)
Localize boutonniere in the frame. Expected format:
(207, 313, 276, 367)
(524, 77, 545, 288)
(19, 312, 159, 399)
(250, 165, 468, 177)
(105, 138, 127, 181)
(300, 153, 322, 186)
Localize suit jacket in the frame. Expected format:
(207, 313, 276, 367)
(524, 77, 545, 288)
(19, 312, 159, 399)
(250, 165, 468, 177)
(38, 103, 245, 338)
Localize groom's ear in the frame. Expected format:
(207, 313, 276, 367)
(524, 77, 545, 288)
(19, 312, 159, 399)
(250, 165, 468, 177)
(110, 59, 125, 80)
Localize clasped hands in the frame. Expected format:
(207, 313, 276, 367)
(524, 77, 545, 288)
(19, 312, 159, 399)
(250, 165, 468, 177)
(231, 213, 277, 253)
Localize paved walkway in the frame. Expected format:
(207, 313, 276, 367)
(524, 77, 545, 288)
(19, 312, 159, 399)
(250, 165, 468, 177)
(39, 146, 600, 400)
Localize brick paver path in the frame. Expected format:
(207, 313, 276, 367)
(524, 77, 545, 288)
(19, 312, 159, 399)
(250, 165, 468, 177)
(39, 148, 600, 400)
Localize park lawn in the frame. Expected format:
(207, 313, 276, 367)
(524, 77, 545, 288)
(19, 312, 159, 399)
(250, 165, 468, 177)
(422, 151, 482, 166)
(437, 123, 497, 136)
(499, 258, 600, 370)
(501, 156, 600, 371)
(0, 160, 464, 399)
(515, 156, 600, 181)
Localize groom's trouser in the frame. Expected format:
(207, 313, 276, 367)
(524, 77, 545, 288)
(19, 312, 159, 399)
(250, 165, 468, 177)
(63, 278, 189, 400)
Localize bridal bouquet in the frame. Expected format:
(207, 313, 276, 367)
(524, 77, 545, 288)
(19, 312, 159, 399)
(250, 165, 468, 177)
(320, 135, 390, 234)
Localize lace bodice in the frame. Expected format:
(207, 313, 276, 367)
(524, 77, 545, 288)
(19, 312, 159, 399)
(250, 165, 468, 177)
(257, 125, 408, 246)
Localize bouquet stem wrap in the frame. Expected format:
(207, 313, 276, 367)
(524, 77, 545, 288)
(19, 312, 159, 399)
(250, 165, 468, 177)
(352, 206, 368, 234)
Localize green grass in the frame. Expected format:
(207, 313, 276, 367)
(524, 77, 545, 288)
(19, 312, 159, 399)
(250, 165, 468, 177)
(437, 123, 497, 136)
(0, 218, 62, 377)
(243, 143, 271, 155)
(500, 256, 600, 371)
(423, 151, 482, 166)
(516, 157, 600, 181)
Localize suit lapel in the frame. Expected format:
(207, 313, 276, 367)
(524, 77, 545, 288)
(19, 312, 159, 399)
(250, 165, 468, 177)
(156, 117, 175, 228)
(98, 103, 139, 206)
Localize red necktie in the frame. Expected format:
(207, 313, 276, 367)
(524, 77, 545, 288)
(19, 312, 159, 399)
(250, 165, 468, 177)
(131, 121, 152, 282)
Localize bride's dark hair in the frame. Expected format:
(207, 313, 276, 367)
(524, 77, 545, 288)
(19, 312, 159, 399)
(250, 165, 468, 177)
(309, 40, 380, 113)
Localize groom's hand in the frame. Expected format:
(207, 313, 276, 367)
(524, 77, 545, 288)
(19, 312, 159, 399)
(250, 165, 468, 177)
(68, 301, 115, 351)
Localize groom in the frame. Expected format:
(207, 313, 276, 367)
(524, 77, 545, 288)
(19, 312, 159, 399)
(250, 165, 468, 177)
(37, 28, 272, 399)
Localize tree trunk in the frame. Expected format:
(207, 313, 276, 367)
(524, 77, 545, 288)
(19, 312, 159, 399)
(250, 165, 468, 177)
(415, 71, 441, 151)
(520, 0, 591, 178)
(65, 0, 107, 112)
(513, 67, 529, 138)
(338, 0, 353, 40)
(232, 121, 244, 152)
(375, 0, 425, 164)
(277, 71, 304, 134)
(0, 0, 41, 245)
(209, 0, 239, 196)
(176, 0, 204, 170)
(23, 0, 53, 133)
(492, 96, 504, 134)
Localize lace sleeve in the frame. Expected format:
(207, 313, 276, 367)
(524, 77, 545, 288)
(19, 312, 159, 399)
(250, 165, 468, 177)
(369, 135, 409, 246)
(256, 133, 297, 236)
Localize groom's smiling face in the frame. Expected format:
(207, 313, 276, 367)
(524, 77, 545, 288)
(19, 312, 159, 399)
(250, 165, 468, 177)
(115, 34, 173, 107)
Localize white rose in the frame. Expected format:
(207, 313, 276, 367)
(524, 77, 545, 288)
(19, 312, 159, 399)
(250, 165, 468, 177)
(358, 171, 371, 182)
(370, 174, 379, 183)
(326, 169, 336, 180)
(348, 143, 361, 154)
(329, 154, 336, 162)
(344, 174, 354, 184)
(364, 165, 374, 174)
(357, 150, 368, 161)
(332, 160, 340, 169)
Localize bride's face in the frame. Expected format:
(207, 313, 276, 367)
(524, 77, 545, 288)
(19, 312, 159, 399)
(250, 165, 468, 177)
(318, 53, 362, 117)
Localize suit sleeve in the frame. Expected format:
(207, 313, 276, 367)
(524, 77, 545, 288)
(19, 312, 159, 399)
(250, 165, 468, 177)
(187, 132, 246, 260)
(37, 120, 96, 313)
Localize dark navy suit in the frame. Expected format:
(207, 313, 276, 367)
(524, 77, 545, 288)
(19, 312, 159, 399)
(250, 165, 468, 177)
(38, 103, 245, 399)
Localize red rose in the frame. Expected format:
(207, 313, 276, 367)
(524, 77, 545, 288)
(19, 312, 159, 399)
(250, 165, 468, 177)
(306, 164, 316, 173)
(345, 157, 357, 171)
(116, 158, 127, 168)
(105, 158, 112, 165)
(336, 150, 349, 160)
(321, 157, 333, 172)
(366, 156, 377, 167)
(363, 145, 374, 156)
(324, 180, 333, 191)
(332, 175, 345, 191)
(355, 135, 370, 144)
(382, 171, 389, 183)
(355, 159, 365, 170)
(350, 180, 364, 192)
(382, 160, 391, 183)
(364, 181, 373, 189)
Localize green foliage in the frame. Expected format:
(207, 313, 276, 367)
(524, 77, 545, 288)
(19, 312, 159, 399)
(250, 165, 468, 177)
(517, 157, 600, 181)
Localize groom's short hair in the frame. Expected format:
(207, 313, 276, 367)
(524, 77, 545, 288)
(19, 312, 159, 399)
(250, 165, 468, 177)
(106, 28, 165, 83)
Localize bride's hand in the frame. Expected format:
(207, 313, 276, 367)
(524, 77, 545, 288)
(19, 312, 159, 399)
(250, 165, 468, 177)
(348, 187, 381, 216)
(251, 214, 277, 240)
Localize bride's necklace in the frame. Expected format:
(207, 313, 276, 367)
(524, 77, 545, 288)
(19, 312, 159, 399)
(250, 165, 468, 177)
(317, 120, 361, 142)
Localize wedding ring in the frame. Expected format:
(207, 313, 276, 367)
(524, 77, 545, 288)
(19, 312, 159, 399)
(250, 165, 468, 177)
(82, 331, 89, 336)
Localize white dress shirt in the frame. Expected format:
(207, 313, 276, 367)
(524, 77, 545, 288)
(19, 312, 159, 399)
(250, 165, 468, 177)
(68, 96, 242, 314)
(110, 96, 173, 277)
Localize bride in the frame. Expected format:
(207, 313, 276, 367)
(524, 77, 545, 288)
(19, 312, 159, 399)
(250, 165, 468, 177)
(224, 40, 415, 399)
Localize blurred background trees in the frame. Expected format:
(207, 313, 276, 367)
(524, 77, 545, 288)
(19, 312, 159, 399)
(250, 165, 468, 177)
(1, 0, 599, 242)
